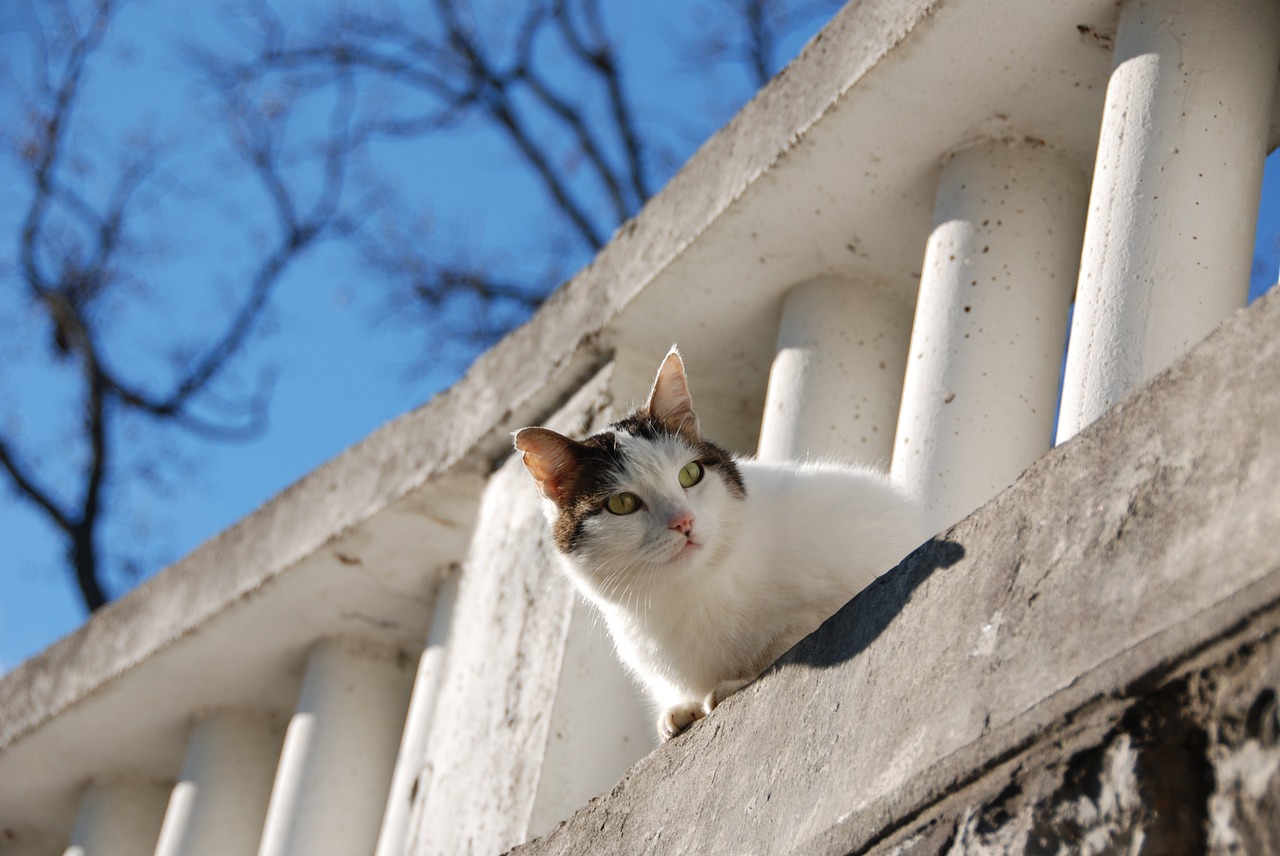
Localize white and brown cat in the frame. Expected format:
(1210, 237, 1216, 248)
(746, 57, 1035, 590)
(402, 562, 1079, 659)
(515, 348, 926, 740)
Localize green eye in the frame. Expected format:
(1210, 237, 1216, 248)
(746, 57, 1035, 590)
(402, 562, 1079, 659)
(678, 461, 704, 488)
(606, 492, 641, 515)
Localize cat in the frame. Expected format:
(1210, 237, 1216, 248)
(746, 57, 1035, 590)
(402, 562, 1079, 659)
(514, 347, 927, 740)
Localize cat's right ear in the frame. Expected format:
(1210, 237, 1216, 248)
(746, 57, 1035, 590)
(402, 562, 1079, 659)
(514, 427, 582, 508)
(646, 346, 700, 437)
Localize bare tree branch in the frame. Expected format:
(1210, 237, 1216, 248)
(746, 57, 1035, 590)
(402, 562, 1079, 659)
(0, 437, 74, 535)
(210, 0, 649, 253)
(550, 0, 650, 203)
(2, 0, 363, 611)
(2, 0, 842, 615)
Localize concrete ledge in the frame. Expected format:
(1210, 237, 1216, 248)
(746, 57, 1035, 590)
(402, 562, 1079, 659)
(861, 592, 1280, 852)
(511, 289, 1280, 855)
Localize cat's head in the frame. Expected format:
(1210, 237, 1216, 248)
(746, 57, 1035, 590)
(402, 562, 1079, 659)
(514, 348, 745, 595)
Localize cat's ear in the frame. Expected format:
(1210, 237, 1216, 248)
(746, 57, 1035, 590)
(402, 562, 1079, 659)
(514, 427, 584, 507)
(646, 346, 700, 437)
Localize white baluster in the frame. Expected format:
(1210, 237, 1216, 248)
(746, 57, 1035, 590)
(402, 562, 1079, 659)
(374, 572, 459, 856)
(63, 781, 168, 856)
(152, 713, 283, 856)
(758, 277, 913, 466)
(894, 138, 1087, 533)
(257, 639, 414, 856)
(1056, 0, 1280, 442)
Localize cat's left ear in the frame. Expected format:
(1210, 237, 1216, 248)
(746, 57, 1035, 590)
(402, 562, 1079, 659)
(646, 346, 700, 437)
(514, 427, 584, 507)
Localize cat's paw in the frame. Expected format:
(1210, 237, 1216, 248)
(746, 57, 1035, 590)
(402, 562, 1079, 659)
(702, 678, 751, 716)
(658, 701, 705, 741)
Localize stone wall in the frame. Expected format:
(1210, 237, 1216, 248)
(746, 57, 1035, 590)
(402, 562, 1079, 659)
(876, 617, 1280, 854)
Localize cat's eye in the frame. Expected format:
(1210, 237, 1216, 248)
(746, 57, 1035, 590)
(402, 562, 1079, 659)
(678, 461, 704, 488)
(606, 492, 641, 515)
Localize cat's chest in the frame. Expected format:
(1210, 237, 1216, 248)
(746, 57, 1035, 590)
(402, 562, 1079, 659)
(611, 575, 772, 664)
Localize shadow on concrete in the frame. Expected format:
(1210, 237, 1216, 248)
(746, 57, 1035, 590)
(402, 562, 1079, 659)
(776, 537, 966, 672)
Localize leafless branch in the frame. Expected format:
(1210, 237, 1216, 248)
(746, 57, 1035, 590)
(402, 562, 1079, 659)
(693, 0, 846, 89)
(3, 0, 843, 614)
(210, 0, 654, 254)
(2, 0, 362, 611)
(550, 0, 650, 202)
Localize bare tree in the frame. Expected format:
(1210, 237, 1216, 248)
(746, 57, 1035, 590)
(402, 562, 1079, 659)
(202, 0, 838, 343)
(196, 0, 648, 355)
(2, 0, 839, 615)
(1, 0, 363, 611)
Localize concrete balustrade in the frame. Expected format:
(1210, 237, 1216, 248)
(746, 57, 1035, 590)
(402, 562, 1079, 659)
(757, 278, 914, 466)
(63, 781, 168, 856)
(374, 573, 459, 856)
(4, 0, 1278, 852)
(257, 640, 415, 856)
(1056, 0, 1280, 442)
(152, 713, 284, 856)
(893, 138, 1088, 533)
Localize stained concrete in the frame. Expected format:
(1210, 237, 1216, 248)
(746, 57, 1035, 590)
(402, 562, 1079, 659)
(868, 611, 1280, 855)
(509, 290, 1280, 855)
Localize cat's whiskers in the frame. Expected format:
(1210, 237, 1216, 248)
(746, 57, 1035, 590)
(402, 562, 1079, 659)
(597, 562, 634, 608)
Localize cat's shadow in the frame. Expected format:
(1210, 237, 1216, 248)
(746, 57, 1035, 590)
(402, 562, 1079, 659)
(771, 537, 966, 672)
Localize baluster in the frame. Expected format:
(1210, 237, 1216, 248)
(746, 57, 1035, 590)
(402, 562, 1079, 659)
(758, 277, 913, 465)
(152, 712, 283, 856)
(1057, 0, 1280, 442)
(257, 639, 414, 856)
(374, 572, 459, 856)
(894, 138, 1087, 533)
(63, 781, 168, 856)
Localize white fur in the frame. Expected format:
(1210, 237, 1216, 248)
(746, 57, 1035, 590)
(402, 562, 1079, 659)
(545, 428, 928, 739)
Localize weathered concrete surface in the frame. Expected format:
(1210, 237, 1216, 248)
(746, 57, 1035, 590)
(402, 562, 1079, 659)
(866, 609, 1280, 855)
(510, 289, 1280, 855)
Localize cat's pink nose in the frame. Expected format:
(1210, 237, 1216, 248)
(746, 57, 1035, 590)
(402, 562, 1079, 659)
(668, 512, 694, 535)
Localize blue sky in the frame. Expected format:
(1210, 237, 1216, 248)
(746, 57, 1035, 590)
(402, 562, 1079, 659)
(2, 1, 1278, 674)
(0, 0, 835, 671)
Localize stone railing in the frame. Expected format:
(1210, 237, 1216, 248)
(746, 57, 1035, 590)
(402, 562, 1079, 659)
(2, 0, 1278, 853)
